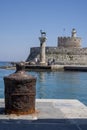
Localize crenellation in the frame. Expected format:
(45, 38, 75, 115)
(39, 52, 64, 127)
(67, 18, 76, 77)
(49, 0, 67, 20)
(58, 37, 81, 48)
(58, 29, 81, 48)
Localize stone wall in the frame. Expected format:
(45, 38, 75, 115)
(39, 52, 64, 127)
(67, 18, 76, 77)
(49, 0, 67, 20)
(26, 47, 87, 65)
(26, 47, 40, 61)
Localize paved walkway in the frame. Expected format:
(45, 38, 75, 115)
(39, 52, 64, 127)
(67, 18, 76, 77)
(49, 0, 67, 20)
(0, 99, 87, 130)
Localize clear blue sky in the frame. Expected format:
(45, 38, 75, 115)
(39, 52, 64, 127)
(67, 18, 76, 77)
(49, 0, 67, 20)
(0, 0, 87, 61)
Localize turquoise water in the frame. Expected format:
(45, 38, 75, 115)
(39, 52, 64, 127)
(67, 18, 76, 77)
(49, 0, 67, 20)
(34, 71, 87, 105)
(0, 62, 87, 105)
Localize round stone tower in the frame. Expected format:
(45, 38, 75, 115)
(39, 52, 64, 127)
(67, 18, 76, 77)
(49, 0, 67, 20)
(58, 28, 81, 48)
(39, 30, 47, 65)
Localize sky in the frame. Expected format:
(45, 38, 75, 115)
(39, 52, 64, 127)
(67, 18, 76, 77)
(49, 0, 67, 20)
(0, 0, 87, 61)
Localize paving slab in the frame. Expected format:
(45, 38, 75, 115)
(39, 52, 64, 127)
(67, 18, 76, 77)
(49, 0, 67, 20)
(0, 99, 87, 130)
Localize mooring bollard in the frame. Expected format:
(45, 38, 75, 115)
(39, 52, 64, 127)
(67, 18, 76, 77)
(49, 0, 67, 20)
(3, 62, 36, 115)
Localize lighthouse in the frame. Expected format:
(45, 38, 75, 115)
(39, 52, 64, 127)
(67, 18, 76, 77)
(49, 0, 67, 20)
(72, 28, 77, 37)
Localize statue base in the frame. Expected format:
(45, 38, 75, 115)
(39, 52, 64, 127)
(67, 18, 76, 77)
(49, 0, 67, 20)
(39, 62, 47, 66)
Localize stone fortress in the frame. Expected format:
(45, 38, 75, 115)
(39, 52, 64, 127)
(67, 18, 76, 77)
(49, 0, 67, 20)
(26, 29, 87, 65)
(58, 28, 81, 48)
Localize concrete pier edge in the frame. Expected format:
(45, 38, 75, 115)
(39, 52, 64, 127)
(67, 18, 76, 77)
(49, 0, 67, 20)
(0, 99, 87, 130)
(25, 64, 87, 71)
(0, 99, 87, 119)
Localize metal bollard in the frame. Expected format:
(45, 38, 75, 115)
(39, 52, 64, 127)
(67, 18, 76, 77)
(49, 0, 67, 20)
(4, 63, 36, 115)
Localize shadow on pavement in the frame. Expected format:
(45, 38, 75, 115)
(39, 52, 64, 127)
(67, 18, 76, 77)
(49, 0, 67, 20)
(0, 107, 87, 130)
(0, 118, 87, 130)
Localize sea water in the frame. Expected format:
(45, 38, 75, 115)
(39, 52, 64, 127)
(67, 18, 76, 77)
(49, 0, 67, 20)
(0, 62, 87, 105)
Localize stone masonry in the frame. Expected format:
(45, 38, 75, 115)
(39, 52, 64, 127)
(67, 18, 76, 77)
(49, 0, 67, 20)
(58, 28, 81, 48)
(26, 47, 87, 65)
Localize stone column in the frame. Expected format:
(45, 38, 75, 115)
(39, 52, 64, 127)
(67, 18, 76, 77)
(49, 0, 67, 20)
(39, 30, 47, 65)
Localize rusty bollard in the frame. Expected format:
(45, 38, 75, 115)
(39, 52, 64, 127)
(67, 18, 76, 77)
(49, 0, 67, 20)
(3, 63, 36, 115)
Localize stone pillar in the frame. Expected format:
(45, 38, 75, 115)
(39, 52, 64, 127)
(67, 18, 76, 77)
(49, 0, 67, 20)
(39, 30, 47, 65)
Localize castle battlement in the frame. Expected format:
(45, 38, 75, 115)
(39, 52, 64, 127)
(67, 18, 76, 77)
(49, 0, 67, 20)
(58, 29, 81, 48)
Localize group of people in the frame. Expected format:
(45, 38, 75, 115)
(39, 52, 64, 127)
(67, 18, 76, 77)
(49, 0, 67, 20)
(34, 57, 56, 66)
(48, 58, 55, 65)
(34, 58, 40, 64)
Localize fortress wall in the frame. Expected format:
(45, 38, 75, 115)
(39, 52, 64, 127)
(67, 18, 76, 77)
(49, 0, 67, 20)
(46, 47, 87, 55)
(58, 37, 81, 48)
(46, 54, 87, 65)
(26, 47, 87, 65)
(45, 47, 87, 65)
(30, 47, 40, 54)
(26, 47, 40, 61)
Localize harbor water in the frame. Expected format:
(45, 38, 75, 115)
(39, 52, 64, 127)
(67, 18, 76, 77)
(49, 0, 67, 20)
(0, 62, 87, 105)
